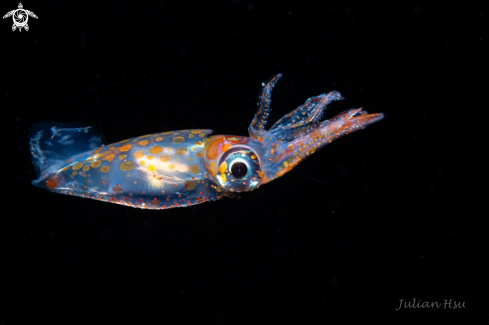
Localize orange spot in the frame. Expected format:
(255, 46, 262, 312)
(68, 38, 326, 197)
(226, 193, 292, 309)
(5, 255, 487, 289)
(149, 200, 160, 206)
(189, 165, 200, 174)
(148, 165, 155, 171)
(185, 181, 197, 190)
(206, 137, 224, 160)
(172, 136, 185, 144)
(103, 154, 115, 162)
(45, 175, 58, 189)
(189, 134, 195, 139)
(82, 165, 90, 172)
(196, 150, 203, 158)
(119, 154, 127, 160)
(146, 155, 153, 160)
(138, 140, 149, 146)
(168, 164, 175, 170)
(139, 161, 146, 165)
(258, 172, 264, 178)
(161, 131, 173, 135)
(287, 144, 294, 153)
(188, 157, 193, 162)
(71, 171, 77, 176)
(72, 162, 83, 170)
(190, 130, 201, 134)
(310, 131, 320, 139)
(119, 139, 129, 143)
(222, 143, 231, 152)
(109, 146, 115, 150)
(251, 154, 257, 160)
(119, 144, 132, 152)
(149, 145, 163, 155)
(155, 137, 163, 142)
(176, 147, 187, 155)
(119, 161, 135, 171)
(209, 161, 216, 177)
(219, 173, 226, 182)
(132, 151, 144, 159)
(112, 186, 124, 193)
(218, 161, 227, 174)
(159, 154, 171, 162)
(100, 166, 110, 173)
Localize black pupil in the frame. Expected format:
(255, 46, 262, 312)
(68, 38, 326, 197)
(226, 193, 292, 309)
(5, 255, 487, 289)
(231, 162, 248, 178)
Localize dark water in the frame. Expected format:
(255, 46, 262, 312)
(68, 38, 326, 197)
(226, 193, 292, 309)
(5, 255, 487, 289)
(1, 1, 482, 324)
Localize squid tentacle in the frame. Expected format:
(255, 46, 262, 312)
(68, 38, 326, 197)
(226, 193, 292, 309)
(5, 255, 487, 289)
(248, 73, 282, 142)
(269, 91, 344, 141)
(261, 107, 383, 184)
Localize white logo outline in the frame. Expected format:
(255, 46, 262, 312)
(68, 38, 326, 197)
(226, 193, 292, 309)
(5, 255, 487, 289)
(3, 3, 38, 32)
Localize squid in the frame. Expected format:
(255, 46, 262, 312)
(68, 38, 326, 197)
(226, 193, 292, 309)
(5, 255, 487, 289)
(29, 74, 384, 209)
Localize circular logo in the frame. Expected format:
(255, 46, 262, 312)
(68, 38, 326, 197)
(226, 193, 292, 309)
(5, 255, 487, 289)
(13, 9, 28, 28)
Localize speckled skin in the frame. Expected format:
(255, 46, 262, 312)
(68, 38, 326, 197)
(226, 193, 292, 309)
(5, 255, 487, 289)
(30, 74, 384, 209)
(36, 129, 221, 209)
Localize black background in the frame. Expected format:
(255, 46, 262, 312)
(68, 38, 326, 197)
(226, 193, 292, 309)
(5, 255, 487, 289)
(0, 1, 483, 324)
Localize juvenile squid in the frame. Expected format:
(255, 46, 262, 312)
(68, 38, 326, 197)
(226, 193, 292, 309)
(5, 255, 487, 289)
(29, 74, 383, 209)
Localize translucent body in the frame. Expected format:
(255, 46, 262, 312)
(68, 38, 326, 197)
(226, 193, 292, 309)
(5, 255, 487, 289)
(30, 74, 384, 209)
(30, 124, 221, 209)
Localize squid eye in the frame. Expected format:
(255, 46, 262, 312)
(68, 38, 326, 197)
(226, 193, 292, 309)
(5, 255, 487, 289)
(215, 146, 261, 192)
(231, 161, 248, 179)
